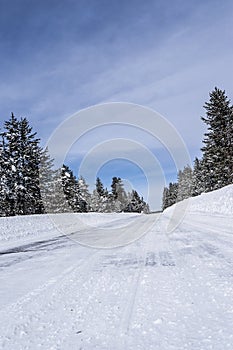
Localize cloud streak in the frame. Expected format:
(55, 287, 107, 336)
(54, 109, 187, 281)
(0, 0, 233, 209)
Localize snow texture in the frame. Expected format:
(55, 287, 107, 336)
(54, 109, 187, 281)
(0, 185, 233, 349)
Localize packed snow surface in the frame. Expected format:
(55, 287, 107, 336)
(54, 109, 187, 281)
(0, 185, 233, 349)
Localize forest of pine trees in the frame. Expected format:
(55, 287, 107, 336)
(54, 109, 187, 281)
(162, 87, 233, 210)
(0, 114, 150, 216)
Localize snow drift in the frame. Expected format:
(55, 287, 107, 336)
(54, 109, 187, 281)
(0, 212, 139, 248)
(164, 184, 233, 217)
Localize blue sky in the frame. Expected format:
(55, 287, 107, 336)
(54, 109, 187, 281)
(0, 0, 233, 209)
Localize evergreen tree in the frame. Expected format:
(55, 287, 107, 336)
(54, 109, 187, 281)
(90, 189, 100, 212)
(19, 117, 43, 214)
(126, 190, 145, 213)
(2, 114, 20, 215)
(168, 182, 178, 206)
(162, 182, 178, 210)
(61, 164, 80, 212)
(111, 177, 127, 212)
(39, 147, 57, 213)
(162, 187, 169, 211)
(51, 168, 70, 213)
(3, 114, 42, 215)
(111, 177, 119, 200)
(192, 157, 205, 196)
(103, 187, 112, 212)
(0, 132, 9, 216)
(96, 177, 105, 197)
(131, 190, 143, 213)
(77, 176, 91, 212)
(91, 177, 109, 212)
(177, 165, 193, 202)
(201, 87, 233, 191)
(143, 203, 150, 214)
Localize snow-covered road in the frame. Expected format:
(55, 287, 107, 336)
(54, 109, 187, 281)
(0, 204, 233, 350)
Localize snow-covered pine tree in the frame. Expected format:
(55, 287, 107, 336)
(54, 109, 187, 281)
(96, 177, 105, 197)
(39, 147, 57, 213)
(162, 181, 178, 210)
(90, 189, 100, 212)
(143, 203, 150, 214)
(226, 96, 233, 183)
(103, 187, 112, 212)
(2, 114, 20, 215)
(77, 176, 91, 212)
(140, 196, 150, 213)
(177, 165, 193, 202)
(192, 157, 205, 196)
(168, 182, 178, 206)
(3, 114, 42, 215)
(18, 117, 43, 214)
(162, 187, 169, 211)
(91, 177, 108, 212)
(110, 177, 127, 212)
(129, 190, 143, 213)
(111, 177, 119, 200)
(61, 164, 81, 212)
(50, 168, 70, 213)
(201, 87, 233, 191)
(0, 132, 9, 216)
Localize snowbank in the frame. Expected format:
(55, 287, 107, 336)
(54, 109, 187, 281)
(0, 212, 139, 247)
(187, 184, 233, 216)
(0, 215, 55, 243)
(164, 184, 233, 217)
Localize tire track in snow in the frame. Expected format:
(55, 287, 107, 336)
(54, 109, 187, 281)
(0, 249, 98, 350)
(164, 221, 233, 350)
(115, 228, 177, 349)
(118, 227, 179, 350)
(117, 244, 147, 348)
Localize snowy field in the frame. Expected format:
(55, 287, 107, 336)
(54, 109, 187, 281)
(0, 185, 233, 349)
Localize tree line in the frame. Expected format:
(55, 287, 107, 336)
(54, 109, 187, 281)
(0, 114, 149, 216)
(162, 87, 233, 210)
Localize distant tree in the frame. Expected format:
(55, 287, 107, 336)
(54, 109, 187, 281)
(143, 203, 150, 214)
(61, 164, 83, 212)
(162, 187, 169, 211)
(111, 177, 127, 212)
(177, 165, 193, 202)
(192, 157, 205, 196)
(125, 190, 147, 213)
(77, 176, 91, 212)
(91, 177, 109, 212)
(96, 177, 105, 197)
(39, 147, 57, 213)
(50, 168, 70, 213)
(111, 177, 119, 200)
(90, 189, 100, 212)
(168, 182, 178, 206)
(162, 182, 178, 210)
